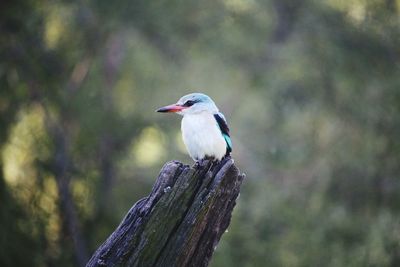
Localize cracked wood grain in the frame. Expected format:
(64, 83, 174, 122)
(86, 156, 245, 267)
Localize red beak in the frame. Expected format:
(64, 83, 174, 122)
(156, 104, 187, 113)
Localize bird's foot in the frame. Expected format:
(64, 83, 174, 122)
(193, 157, 213, 169)
(204, 155, 215, 161)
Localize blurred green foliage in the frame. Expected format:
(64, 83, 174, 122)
(1, 0, 400, 266)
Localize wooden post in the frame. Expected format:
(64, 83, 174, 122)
(86, 156, 245, 267)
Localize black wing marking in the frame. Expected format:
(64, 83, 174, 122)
(214, 112, 232, 154)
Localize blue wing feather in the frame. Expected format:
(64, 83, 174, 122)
(214, 112, 232, 154)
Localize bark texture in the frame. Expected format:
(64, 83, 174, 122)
(86, 156, 245, 267)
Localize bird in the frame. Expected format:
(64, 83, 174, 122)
(156, 93, 232, 161)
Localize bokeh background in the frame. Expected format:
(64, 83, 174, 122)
(1, 0, 400, 266)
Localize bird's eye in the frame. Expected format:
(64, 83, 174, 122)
(184, 100, 195, 107)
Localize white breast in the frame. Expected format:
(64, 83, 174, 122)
(181, 112, 227, 161)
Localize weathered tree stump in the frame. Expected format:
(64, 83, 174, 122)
(86, 156, 245, 267)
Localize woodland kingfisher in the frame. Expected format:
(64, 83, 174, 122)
(156, 93, 232, 161)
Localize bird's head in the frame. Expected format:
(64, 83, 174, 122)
(156, 93, 218, 115)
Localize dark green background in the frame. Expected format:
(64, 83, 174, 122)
(1, 0, 399, 266)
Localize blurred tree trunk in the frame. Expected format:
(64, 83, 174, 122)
(86, 157, 245, 267)
(96, 33, 125, 214)
(43, 52, 95, 266)
(49, 123, 89, 267)
(271, 0, 304, 43)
